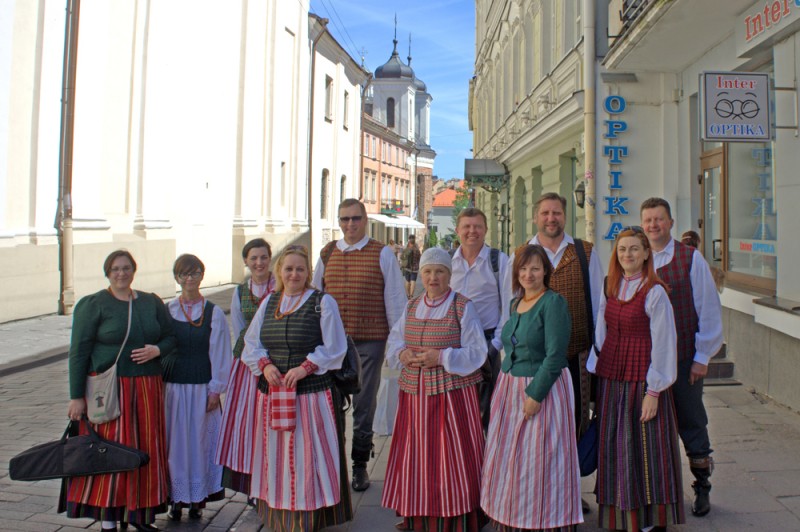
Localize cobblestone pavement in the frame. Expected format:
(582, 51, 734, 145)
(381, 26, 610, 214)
(1, 285, 800, 530)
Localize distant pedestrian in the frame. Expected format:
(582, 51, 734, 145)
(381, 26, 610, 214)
(382, 248, 486, 531)
(589, 226, 684, 530)
(482, 244, 582, 531)
(401, 236, 422, 298)
(641, 198, 724, 517)
(162, 254, 230, 520)
(312, 198, 406, 492)
(216, 238, 276, 497)
(63, 250, 175, 532)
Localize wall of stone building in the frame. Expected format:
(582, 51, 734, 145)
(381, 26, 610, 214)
(724, 306, 800, 412)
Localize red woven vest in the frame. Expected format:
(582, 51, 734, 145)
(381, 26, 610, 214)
(595, 285, 652, 382)
(399, 293, 483, 396)
(322, 238, 389, 342)
(656, 241, 698, 362)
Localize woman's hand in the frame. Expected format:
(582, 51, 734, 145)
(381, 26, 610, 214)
(640, 394, 659, 423)
(523, 397, 541, 420)
(262, 364, 283, 387)
(417, 348, 441, 369)
(206, 393, 221, 413)
(68, 398, 86, 421)
(131, 344, 160, 364)
(284, 366, 309, 389)
(398, 348, 420, 368)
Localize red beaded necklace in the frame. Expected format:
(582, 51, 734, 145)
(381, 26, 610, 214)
(423, 288, 452, 308)
(179, 296, 205, 328)
(249, 273, 273, 305)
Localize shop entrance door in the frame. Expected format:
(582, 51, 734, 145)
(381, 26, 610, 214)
(700, 149, 724, 269)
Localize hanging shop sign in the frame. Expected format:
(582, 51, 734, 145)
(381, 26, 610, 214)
(700, 72, 771, 142)
(602, 95, 630, 241)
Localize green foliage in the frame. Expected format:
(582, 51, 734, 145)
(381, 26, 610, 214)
(450, 183, 471, 234)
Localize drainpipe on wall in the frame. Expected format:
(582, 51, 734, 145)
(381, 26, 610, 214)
(582, 0, 597, 243)
(56, 0, 81, 315)
(307, 17, 328, 259)
(358, 73, 373, 203)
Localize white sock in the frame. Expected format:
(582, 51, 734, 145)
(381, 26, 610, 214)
(101, 521, 116, 529)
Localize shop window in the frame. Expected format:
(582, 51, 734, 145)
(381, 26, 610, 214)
(726, 142, 777, 288)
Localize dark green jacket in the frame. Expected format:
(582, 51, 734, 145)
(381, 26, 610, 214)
(501, 289, 572, 402)
(69, 289, 176, 399)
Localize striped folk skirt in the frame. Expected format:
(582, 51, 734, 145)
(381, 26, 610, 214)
(382, 381, 484, 531)
(481, 369, 583, 531)
(215, 358, 258, 494)
(596, 378, 685, 530)
(63, 375, 169, 524)
(251, 386, 351, 532)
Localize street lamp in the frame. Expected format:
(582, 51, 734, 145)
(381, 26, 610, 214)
(573, 180, 586, 209)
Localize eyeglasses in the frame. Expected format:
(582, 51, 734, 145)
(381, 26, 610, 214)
(338, 215, 363, 223)
(284, 244, 308, 254)
(177, 271, 203, 280)
(109, 266, 133, 274)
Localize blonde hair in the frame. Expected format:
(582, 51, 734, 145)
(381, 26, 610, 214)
(274, 245, 312, 293)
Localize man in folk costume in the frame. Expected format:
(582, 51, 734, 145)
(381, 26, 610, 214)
(640, 197, 724, 517)
(312, 198, 406, 492)
(450, 207, 510, 431)
(503, 192, 603, 510)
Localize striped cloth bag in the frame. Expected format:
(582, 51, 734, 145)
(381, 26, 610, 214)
(269, 386, 297, 431)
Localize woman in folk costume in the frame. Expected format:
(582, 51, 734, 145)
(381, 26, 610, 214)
(241, 244, 351, 532)
(481, 244, 583, 532)
(64, 250, 175, 531)
(588, 227, 684, 531)
(162, 254, 230, 520)
(216, 238, 276, 495)
(382, 247, 487, 532)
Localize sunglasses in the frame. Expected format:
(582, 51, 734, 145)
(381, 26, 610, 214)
(283, 244, 308, 254)
(339, 215, 364, 223)
(177, 271, 203, 280)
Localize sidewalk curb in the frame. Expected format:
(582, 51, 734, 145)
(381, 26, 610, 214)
(0, 346, 68, 378)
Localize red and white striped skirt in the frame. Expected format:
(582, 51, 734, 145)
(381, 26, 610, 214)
(215, 358, 259, 473)
(382, 382, 484, 518)
(250, 387, 341, 511)
(66, 375, 169, 521)
(481, 369, 583, 530)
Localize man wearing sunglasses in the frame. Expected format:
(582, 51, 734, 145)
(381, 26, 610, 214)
(640, 197, 724, 518)
(312, 198, 406, 492)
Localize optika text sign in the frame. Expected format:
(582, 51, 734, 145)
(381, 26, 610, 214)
(744, 0, 800, 42)
(700, 72, 771, 142)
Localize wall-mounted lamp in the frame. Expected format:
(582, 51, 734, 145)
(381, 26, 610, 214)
(574, 180, 586, 209)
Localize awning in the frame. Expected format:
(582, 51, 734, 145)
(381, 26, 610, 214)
(368, 213, 425, 229)
(464, 158, 506, 178)
(367, 213, 397, 225)
(392, 215, 425, 229)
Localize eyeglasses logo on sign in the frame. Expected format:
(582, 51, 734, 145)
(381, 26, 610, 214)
(701, 72, 772, 142)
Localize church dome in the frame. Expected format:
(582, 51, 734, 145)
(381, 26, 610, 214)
(375, 39, 415, 80)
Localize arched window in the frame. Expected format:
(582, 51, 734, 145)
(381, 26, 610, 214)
(340, 175, 347, 204)
(321, 169, 329, 218)
(387, 97, 395, 128)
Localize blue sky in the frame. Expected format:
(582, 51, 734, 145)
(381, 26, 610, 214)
(309, 0, 475, 181)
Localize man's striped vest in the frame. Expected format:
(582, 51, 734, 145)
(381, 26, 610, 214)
(656, 240, 698, 362)
(322, 239, 389, 342)
(549, 241, 593, 359)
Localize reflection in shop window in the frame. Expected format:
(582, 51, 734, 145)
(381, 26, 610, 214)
(727, 142, 777, 280)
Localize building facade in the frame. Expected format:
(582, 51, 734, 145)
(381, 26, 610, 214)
(469, 0, 589, 253)
(361, 35, 433, 244)
(598, 0, 800, 410)
(0, 0, 364, 322)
